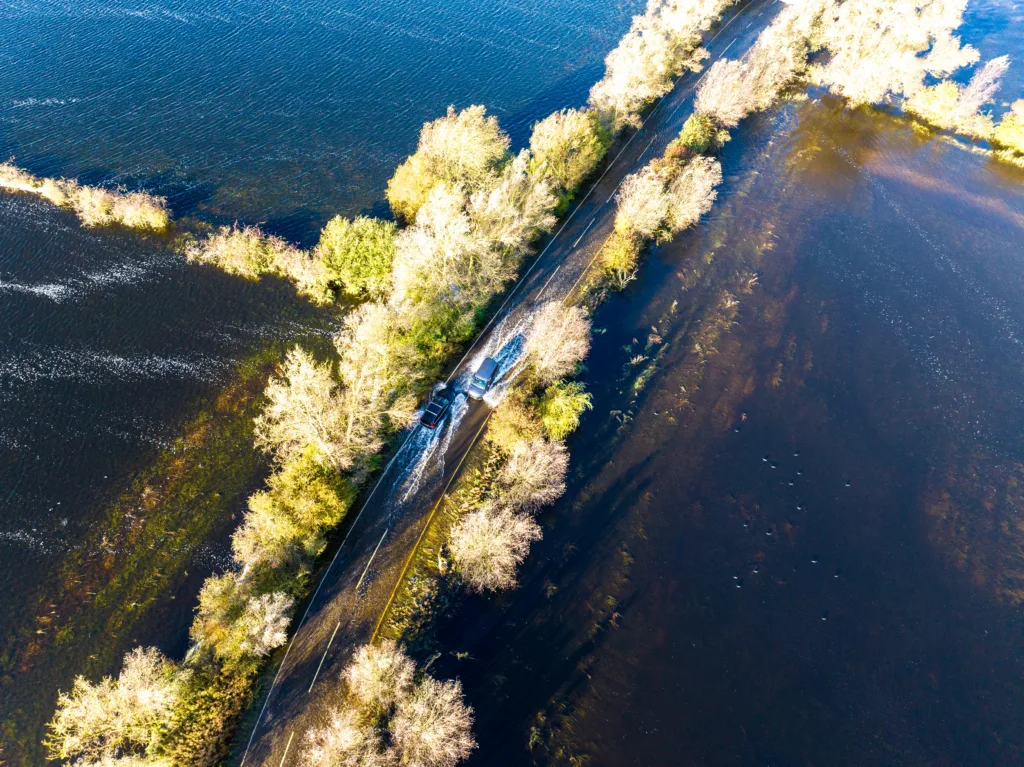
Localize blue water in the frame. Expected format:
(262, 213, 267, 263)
(0, 0, 640, 760)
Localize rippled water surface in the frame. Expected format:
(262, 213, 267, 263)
(0, 0, 639, 760)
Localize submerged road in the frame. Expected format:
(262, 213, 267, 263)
(237, 2, 781, 762)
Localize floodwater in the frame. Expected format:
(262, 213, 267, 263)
(0, 0, 639, 761)
(429, 3, 1024, 767)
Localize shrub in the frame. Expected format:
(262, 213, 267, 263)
(450, 505, 541, 592)
(600, 228, 643, 290)
(186, 224, 294, 279)
(994, 99, 1024, 158)
(390, 677, 476, 767)
(614, 165, 671, 238)
(486, 393, 544, 454)
(537, 381, 593, 441)
(316, 215, 397, 299)
(525, 302, 592, 385)
(679, 112, 718, 153)
(232, 447, 353, 572)
(387, 105, 511, 222)
(528, 108, 611, 193)
(343, 640, 416, 713)
(694, 59, 759, 128)
(496, 438, 569, 514)
(666, 155, 722, 233)
(45, 647, 183, 763)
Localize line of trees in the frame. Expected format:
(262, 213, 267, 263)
(43, 0, 750, 758)
(0, 161, 170, 231)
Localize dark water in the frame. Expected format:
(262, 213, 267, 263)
(0, 0, 640, 760)
(429, 3, 1024, 766)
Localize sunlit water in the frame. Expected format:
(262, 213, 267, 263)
(426, 2, 1024, 766)
(0, 0, 640, 760)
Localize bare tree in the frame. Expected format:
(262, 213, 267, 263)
(302, 708, 390, 767)
(390, 678, 476, 767)
(525, 302, 592, 385)
(46, 648, 182, 763)
(343, 640, 416, 713)
(496, 439, 569, 514)
(253, 347, 348, 470)
(614, 165, 671, 238)
(450, 505, 542, 592)
(666, 156, 722, 233)
(907, 55, 1010, 137)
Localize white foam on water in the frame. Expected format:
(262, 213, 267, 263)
(0, 529, 51, 554)
(399, 392, 469, 503)
(0, 280, 73, 302)
(0, 344, 230, 385)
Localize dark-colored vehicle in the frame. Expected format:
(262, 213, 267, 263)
(467, 357, 499, 400)
(419, 391, 452, 429)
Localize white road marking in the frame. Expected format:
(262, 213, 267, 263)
(278, 731, 294, 767)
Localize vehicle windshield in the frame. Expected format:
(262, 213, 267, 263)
(473, 376, 487, 387)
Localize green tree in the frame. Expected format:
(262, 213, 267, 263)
(537, 381, 593, 441)
(232, 447, 353, 572)
(316, 216, 397, 299)
(528, 109, 611, 195)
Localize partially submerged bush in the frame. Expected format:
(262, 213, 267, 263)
(387, 105, 511, 222)
(449, 504, 541, 592)
(537, 381, 593, 441)
(496, 438, 569, 514)
(302, 708, 385, 767)
(599, 228, 643, 290)
(994, 100, 1024, 164)
(525, 302, 592, 385)
(316, 215, 397, 299)
(528, 108, 611, 194)
(678, 112, 718, 153)
(45, 647, 183, 764)
(186, 224, 297, 280)
(905, 56, 1009, 137)
(0, 161, 170, 231)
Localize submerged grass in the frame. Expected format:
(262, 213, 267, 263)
(0, 347, 281, 764)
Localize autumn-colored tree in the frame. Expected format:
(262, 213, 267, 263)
(316, 215, 398, 299)
(528, 108, 611, 194)
(387, 105, 511, 222)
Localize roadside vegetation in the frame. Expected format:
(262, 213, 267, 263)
(0, 161, 170, 231)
